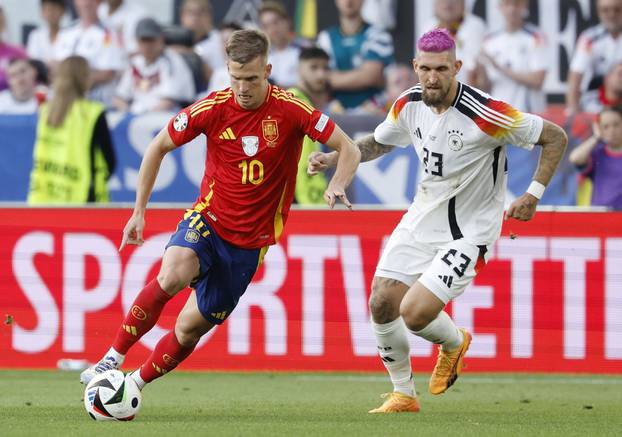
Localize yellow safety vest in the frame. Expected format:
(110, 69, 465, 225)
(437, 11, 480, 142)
(28, 99, 110, 204)
(288, 87, 328, 205)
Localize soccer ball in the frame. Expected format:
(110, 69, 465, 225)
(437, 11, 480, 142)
(84, 370, 142, 421)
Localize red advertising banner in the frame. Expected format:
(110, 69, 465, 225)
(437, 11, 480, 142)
(0, 208, 621, 373)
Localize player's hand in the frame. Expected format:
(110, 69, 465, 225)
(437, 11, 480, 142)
(119, 213, 145, 251)
(308, 151, 337, 175)
(324, 183, 352, 210)
(505, 193, 538, 222)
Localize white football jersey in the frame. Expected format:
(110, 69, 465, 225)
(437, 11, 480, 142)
(374, 83, 543, 245)
(482, 25, 548, 113)
(570, 24, 622, 91)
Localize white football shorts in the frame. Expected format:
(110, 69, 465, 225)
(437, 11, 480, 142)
(375, 226, 490, 304)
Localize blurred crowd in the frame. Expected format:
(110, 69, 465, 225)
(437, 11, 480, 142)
(0, 0, 621, 209)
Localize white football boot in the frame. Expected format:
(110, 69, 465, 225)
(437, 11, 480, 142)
(80, 355, 123, 385)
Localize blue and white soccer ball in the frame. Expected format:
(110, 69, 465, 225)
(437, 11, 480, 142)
(84, 370, 142, 421)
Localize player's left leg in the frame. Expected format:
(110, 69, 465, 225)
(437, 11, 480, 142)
(400, 239, 488, 395)
(399, 283, 470, 395)
(130, 290, 214, 389)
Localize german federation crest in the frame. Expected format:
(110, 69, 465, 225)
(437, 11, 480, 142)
(447, 129, 464, 151)
(241, 136, 259, 156)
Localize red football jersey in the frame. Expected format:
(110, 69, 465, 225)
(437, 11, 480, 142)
(167, 85, 336, 248)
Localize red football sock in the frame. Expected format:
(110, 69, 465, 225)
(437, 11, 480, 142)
(139, 331, 195, 383)
(112, 278, 173, 355)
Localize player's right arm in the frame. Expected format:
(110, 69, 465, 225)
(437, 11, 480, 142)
(307, 134, 395, 174)
(308, 89, 413, 174)
(119, 128, 177, 251)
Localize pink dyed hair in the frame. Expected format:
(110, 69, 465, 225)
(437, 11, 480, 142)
(416, 28, 456, 53)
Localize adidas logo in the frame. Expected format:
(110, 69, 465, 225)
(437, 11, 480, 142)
(219, 127, 236, 140)
(438, 274, 453, 288)
(211, 311, 227, 320)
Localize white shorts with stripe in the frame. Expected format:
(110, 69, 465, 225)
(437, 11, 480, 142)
(375, 226, 489, 304)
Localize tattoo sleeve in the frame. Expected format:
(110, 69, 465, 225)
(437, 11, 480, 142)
(532, 120, 568, 186)
(355, 134, 395, 162)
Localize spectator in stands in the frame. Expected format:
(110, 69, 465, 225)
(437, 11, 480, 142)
(317, 0, 394, 110)
(164, 25, 208, 96)
(28, 56, 116, 204)
(258, 1, 304, 89)
(0, 6, 28, 91)
(569, 105, 622, 209)
(362, 0, 398, 31)
(98, 0, 148, 55)
(474, 0, 548, 113)
(288, 47, 332, 204)
(582, 62, 622, 114)
(362, 63, 417, 115)
(0, 58, 39, 114)
(566, 0, 622, 116)
(422, 0, 486, 85)
(52, 0, 125, 106)
(180, 0, 224, 81)
(27, 0, 66, 65)
(113, 18, 195, 114)
(207, 22, 243, 93)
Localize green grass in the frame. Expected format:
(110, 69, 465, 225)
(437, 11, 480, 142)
(1, 370, 621, 436)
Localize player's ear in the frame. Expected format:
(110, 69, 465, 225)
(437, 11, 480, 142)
(454, 59, 463, 76)
(412, 58, 417, 72)
(265, 63, 272, 79)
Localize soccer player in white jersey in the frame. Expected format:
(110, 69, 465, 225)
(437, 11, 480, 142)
(308, 28, 568, 413)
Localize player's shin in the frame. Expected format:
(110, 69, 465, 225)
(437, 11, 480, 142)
(111, 278, 174, 355)
(408, 311, 463, 351)
(135, 331, 195, 388)
(373, 318, 415, 397)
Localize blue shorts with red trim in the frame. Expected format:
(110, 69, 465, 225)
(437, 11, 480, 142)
(166, 210, 261, 325)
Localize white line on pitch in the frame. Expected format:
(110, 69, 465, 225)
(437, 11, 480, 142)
(294, 375, 622, 385)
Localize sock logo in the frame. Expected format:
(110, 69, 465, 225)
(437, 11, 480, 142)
(123, 324, 138, 336)
(152, 362, 167, 375)
(131, 305, 147, 320)
(162, 354, 179, 367)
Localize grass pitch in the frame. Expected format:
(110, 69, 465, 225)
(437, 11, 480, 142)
(0, 370, 621, 436)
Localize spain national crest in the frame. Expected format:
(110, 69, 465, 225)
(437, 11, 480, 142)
(262, 119, 279, 146)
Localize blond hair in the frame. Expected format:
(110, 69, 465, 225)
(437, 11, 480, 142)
(47, 56, 90, 127)
(225, 29, 270, 64)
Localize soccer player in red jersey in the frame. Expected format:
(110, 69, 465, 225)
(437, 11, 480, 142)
(80, 29, 360, 391)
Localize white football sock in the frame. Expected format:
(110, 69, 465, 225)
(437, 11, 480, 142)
(105, 347, 125, 365)
(409, 311, 463, 351)
(130, 370, 146, 390)
(373, 317, 416, 397)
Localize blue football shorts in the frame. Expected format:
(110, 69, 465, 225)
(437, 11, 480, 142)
(166, 210, 265, 325)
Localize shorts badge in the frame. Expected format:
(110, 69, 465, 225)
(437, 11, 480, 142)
(184, 229, 200, 243)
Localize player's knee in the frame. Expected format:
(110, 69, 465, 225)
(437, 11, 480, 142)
(399, 303, 433, 332)
(156, 268, 187, 295)
(369, 280, 398, 324)
(174, 321, 202, 348)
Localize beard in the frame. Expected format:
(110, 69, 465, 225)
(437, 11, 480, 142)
(422, 85, 450, 106)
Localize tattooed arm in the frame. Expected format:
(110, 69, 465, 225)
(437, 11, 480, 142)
(308, 134, 395, 175)
(506, 120, 568, 221)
